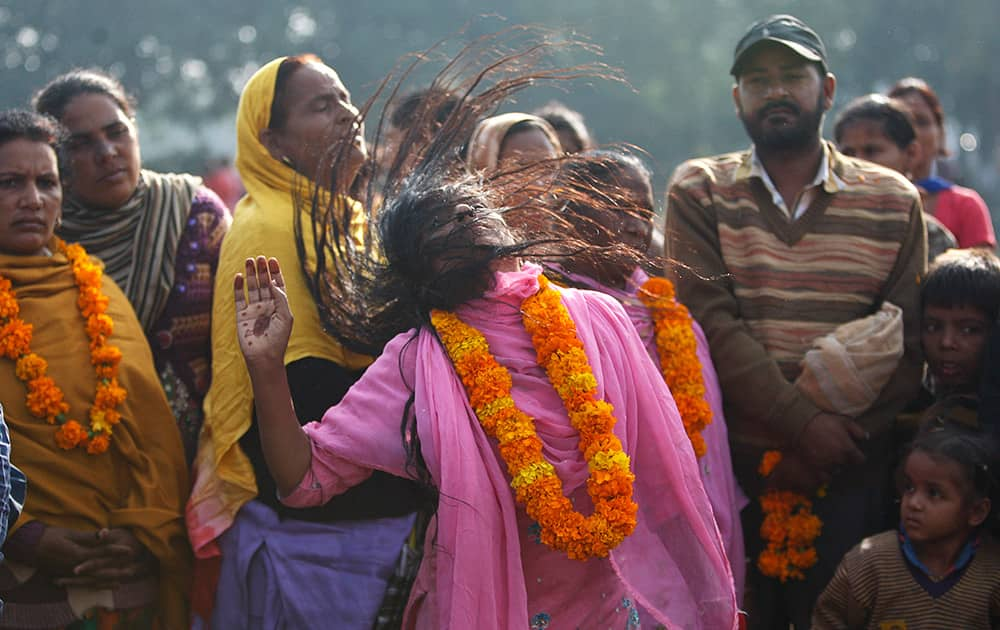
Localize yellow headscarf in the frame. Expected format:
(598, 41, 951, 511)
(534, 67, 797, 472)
(188, 57, 371, 556)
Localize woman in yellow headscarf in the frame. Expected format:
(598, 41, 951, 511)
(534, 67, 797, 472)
(187, 56, 424, 628)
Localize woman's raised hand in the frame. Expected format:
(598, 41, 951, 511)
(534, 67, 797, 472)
(234, 256, 293, 369)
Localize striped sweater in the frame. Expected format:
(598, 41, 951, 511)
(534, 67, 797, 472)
(666, 142, 926, 451)
(812, 530, 1000, 629)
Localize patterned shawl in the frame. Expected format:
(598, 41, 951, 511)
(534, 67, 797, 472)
(57, 170, 201, 331)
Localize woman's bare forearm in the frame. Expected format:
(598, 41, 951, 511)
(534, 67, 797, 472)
(246, 358, 313, 497)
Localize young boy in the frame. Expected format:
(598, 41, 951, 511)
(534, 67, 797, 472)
(896, 249, 1000, 443)
(922, 250, 1000, 398)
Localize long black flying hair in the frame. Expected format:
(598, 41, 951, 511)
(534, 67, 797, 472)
(293, 24, 646, 354)
(293, 25, 661, 495)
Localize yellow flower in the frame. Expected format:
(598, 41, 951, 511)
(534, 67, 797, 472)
(588, 450, 631, 473)
(511, 460, 556, 488)
(89, 411, 114, 434)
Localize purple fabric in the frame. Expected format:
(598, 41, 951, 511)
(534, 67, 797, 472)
(283, 263, 738, 628)
(210, 499, 414, 629)
(150, 187, 231, 464)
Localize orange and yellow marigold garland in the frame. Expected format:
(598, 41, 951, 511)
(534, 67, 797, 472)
(0, 239, 126, 454)
(756, 450, 823, 581)
(431, 274, 638, 561)
(637, 277, 712, 458)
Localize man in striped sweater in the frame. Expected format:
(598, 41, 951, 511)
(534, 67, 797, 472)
(665, 14, 927, 630)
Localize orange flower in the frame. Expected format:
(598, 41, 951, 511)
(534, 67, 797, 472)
(431, 274, 638, 561)
(0, 320, 33, 359)
(0, 290, 19, 319)
(638, 277, 712, 459)
(86, 313, 114, 339)
(15, 353, 47, 381)
(26, 376, 69, 421)
(87, 433, 110, 455)
(62, 242, 86, 260)
(55, 420, 87, 450)
(90, 345, 123, 369)
(94, 381, 127, 409)
(759, 450, 783, 477)
(756, 456, 823, 582)
(0, 240, 125, 455)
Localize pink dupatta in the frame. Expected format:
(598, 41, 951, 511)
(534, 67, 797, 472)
(411, 265, 735, 627)
(558, 266, 749, 603)
(285, 264, 737, 628)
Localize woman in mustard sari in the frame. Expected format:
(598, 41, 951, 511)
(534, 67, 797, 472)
(0, 110, 190, 628)
(187, 57, 423, 628)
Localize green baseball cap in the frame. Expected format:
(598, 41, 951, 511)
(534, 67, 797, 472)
(730, 14, 828, 76)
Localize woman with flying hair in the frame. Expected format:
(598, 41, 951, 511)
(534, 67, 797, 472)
(224, 27, 739, 629)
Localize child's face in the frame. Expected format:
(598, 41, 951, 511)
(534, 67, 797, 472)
(900, 450, 988, 547)
(922, 303, 991, 393)
(837, 119, 916, 175)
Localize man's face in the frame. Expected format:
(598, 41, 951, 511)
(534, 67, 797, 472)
(732, 43, 834, 152)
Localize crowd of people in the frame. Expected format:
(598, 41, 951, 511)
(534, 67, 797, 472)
(0, 12, 998, 630)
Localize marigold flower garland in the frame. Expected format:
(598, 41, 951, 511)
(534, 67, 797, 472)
(637, 277, 712, 458)
(0, 239, 126, 454)
(431, 275, 638, 560)
(756, 450, 822, 581)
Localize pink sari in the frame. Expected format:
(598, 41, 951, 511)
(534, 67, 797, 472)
(282, 264, 738, 628)
(563, 266, 749, 603)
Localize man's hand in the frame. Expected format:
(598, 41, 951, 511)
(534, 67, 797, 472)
(796, 412, 867, 474)
(767, 451, 828, 494)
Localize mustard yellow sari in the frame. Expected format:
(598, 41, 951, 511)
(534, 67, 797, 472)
(0, 246, 190, 628)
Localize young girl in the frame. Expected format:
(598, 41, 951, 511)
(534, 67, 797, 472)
(812, 421, 1000, 628)
(888, 78, 995, 250)
(834, 94, 957, 261)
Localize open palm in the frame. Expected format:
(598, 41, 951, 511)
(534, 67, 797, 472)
(235, 256, 294, 368)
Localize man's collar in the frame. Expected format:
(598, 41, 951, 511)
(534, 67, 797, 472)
(736, 141, 842, 195)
